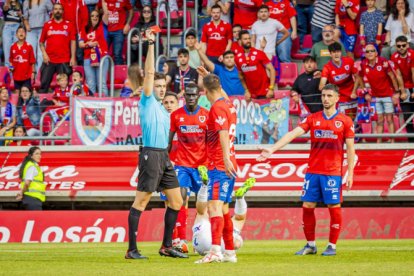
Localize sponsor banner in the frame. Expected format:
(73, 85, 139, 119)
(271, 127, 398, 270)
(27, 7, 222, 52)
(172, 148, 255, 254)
(0, 208, 413, 243)
(0, 150, 413, 193)
(70, 96, 290, 146)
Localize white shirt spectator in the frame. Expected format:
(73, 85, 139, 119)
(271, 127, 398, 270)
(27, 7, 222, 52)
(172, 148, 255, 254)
(385, 12, 414, 46)
(251, 18, 284, 57)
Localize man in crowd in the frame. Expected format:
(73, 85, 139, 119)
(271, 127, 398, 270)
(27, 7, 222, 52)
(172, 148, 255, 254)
(310, 24, 346, 70)
(258, 84, 356, 256)
(391, 36, 414, 142)
(235, 30, 276, 101)
(360, 43, 406, 143)
(310, 0, 336, 44)
(126, 29, 187, 260)
(196, 74, 238, 264)
(201, 4, 232, 64)
(252, 4, 289, 59)
(231, 24, 243, 56)
(291, 56, 323, 114)
(267, 0, 298, 62)
(39, 3, 76, 93)
(167, 48, 202, 97)
(184, 30, 201, 69)
(196, 42, 244, 96)
(319, 42, 360, 118)
(334, 0, 360, 57)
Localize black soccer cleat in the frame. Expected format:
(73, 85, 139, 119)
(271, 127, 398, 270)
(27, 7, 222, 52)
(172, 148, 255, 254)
(125, 249, 148, 260)
(159, 246, 189, 258)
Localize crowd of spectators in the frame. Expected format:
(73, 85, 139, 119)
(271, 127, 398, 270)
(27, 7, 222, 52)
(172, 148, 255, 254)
(0, 0, 413, 145)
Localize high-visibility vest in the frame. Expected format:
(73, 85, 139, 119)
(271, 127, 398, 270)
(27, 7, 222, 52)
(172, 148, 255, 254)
(20, 161, 46, 202)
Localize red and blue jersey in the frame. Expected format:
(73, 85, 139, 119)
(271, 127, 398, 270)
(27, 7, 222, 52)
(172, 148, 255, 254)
(207, 98, 238, 171)
(299, 111, 355, 176)
(170, 105, 209, 167)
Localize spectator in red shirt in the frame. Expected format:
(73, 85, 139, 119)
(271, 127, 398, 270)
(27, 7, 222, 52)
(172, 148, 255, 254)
(79, 10, 109, 96)
(360, 43, 406, 142)
(57, 0, 89, 34)
(231, 24, 243, 56)
(104, 0, 133, 65)
(201, 4, 232, 64)
(52, 73, 71, 106)
(7, 126, 32, 146)
(71, 71, 93, 97)
(235, 30, 277, 100)
(233, 0, 262, 30)
(391, 35, 414, 141)
(335, 0, 360, 58)
(39, 3, 76, 93)
(16, 85, 41, 137)
(9, 26, 36, 93)
(267, 0, 298, 62)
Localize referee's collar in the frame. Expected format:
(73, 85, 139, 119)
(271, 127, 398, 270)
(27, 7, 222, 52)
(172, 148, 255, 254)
(184, 105, 200, 115)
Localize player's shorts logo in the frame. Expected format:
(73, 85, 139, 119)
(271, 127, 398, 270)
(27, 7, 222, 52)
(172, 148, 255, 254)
(327, 179, 336, 187)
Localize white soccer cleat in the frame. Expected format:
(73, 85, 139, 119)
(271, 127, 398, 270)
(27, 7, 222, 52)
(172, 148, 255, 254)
(222, 252, 237, 263)
(194, 251, 223, 264)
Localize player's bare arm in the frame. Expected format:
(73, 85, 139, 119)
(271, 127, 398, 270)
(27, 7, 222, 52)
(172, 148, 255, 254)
(345, 138, 355, 191)
(319, 77, 328, 91)
(167, 131, 176, 153)
(257, 127, 306, 161)
(142, 30, 155, 97)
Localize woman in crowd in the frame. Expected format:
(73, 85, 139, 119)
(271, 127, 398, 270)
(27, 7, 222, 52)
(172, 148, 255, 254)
(8, 125, 31, 146)
(120, 63, 143, 97)
(23, 0, 53, 72)
(79, 9, 109, 96)
(16, 146, 46, 210)
(2, 0, 23, 67)
(382, 0, 414, 59)
(0, 87, 16, 146)
(16, 85, 41, 136)
(130, 5, 163, 64)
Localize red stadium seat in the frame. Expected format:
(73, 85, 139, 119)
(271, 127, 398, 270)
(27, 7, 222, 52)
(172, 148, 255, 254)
(278, 63, 298, 87)
(291, 35, 313, 60)
(159, 10, 192, 35)
(113, 65, 128, 90)
(0, 66, 11, 88)
(131, 11, 140, 28)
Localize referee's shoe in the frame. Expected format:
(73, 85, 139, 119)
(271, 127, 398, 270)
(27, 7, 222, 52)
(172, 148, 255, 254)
(159, 246, 189, 258)
(125, 249, 148, 259)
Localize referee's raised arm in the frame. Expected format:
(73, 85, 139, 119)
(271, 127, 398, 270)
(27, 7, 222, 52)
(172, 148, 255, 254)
(143, 29, 155, 97)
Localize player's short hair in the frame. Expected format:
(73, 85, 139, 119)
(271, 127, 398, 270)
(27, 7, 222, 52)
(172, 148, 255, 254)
(154, 72, 166, 81)
(177, 48, 189, 57)
(203, 74, 221, 92)
(223, 50, 234, 58)
(396, 35, 408, 44)
(303, 56, 316, 63)
(185, 82, 199, 94)
(328, 42, 342, 53)
(322, 83, 339, 94)
(258, 4, 269, 11)
(211, 4, 222, 11)
(164, 91, 178, 101)
(56, 73, 68, 82)
(239, 30, 250, 40)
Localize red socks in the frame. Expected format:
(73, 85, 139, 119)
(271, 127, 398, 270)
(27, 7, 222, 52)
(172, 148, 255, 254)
(223, 213, 235, 250)
(210, 216, 224, 246)
(302, 207, 316, 242)
(329, 207, 342, 245)
(176, 206, 187, 240)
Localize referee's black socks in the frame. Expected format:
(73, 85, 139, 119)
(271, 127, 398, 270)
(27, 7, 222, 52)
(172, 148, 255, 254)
(162, 207, 179, 248)
(128, 207, 142, 251)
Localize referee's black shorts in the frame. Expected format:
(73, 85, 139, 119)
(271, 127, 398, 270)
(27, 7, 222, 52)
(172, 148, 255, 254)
(137, 147, 179, 193)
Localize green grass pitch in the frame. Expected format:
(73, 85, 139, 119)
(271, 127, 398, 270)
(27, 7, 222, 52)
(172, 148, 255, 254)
(1, 240, 413, 275)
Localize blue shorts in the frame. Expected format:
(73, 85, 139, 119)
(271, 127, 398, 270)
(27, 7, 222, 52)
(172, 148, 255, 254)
(339, 28, 357, 52)
(160, 166, 202, 200)
(301, 173, 342, 204)
(207, 169, 235, 203)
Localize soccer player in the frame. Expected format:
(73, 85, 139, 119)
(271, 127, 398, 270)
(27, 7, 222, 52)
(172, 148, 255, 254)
(195, 74, 238, 264)
(166, 83, 209, 253)
(126, 29, 187, 260)
(257, 84, 356, 256)
(319, 42, 361, 119)
(193, 167, 256, 256)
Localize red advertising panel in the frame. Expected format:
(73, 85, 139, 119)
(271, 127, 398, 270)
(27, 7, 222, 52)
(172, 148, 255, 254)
(0, 208, 413, 243)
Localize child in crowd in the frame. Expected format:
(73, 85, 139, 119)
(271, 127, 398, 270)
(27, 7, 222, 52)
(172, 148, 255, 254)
(71, 71, 93, 97)
(360, 0, 385, 48)
(52, 73, 70, 106)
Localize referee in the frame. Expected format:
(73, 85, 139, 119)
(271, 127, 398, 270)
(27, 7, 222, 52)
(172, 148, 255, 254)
(125, 29, 188, 260)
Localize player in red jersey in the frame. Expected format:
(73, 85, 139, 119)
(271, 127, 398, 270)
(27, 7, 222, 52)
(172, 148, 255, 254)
(165, 83, 209, 253)
(391, 36, 414, 142)
(196, 74, 238, 264)
(9, 26, 36, 93)
(235, 30, 276, 101)
(319, 42, 361, 119)
(258, 83, 356, 256)
(360, 43, 405, 143)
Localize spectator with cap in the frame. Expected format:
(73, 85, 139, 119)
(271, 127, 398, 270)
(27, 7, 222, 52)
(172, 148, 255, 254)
(183, 29, 201, 70)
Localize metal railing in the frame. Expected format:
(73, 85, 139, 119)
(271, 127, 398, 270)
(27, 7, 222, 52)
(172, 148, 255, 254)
(98, 55, 115, 97)
(194, 0, 199, 34)
(155, 54, 168, 73)
(127, 27, 143, 69)
(156, 1, 171, 60)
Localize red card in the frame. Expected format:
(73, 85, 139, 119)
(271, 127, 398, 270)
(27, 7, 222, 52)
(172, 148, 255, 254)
(150, 25, 161, 34)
